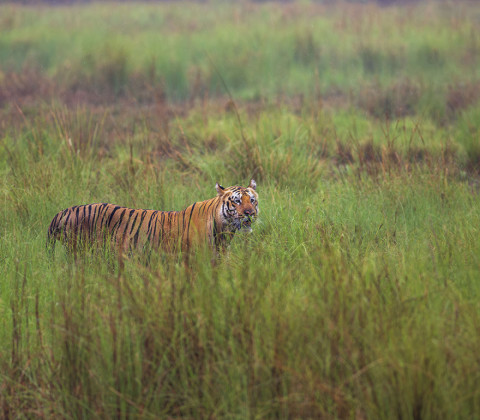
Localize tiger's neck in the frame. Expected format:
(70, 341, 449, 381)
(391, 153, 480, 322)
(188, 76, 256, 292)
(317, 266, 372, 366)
(179, 195, 234, 251)
(209, 196, 236, 250)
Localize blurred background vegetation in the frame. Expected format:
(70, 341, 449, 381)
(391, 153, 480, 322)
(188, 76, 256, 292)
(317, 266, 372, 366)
(2, 0, 480, 169)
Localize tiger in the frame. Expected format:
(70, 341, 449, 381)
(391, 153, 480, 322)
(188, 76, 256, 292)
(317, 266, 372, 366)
(46, 179, 258, 258)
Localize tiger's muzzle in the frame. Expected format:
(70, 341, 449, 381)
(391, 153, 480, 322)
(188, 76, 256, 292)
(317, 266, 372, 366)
(239, 210, 256, 232)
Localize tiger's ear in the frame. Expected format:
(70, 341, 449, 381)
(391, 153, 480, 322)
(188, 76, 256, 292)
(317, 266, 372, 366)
(248, 179, 256, 190)
(216, 182, 225, 196)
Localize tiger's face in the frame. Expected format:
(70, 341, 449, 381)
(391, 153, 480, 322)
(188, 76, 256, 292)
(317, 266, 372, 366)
(216, 179, 259, 233)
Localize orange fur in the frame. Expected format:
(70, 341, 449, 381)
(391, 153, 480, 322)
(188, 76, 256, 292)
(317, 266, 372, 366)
(47, 180, 258, 257)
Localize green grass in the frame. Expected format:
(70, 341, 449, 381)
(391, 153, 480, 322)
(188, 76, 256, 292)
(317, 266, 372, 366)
(1, 1, 480, 113)
(2, 0, 480, 418)
(2, 102, 480, 418)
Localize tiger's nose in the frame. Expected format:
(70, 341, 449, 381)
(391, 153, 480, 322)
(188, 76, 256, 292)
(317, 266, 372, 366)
(244, 209, 254, 216)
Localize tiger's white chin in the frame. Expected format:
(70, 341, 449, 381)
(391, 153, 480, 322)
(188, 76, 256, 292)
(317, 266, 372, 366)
(240, 226, 253, 233)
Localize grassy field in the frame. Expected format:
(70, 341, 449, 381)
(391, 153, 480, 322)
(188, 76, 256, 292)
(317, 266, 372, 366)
(2, 1, 480, 418)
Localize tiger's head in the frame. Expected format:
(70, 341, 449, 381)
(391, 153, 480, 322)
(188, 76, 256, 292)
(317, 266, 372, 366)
(216, 179, 259, 233)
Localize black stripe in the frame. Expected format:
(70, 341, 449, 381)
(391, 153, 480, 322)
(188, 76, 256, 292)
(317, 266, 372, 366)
(185, 202, 196, 246)
(110, 208, 127, 240)
(178, 211, 182, 241)
(129, 212, 140, 235)
(97, 203, 111, 233)
(49, 212, 59, 235)
(119, 209, 136, 246)
(63, 206, 75, 229)
(158, 211, 166, 244)
(222, 202, 229, 219)
(213, 218, 218, 247)
(133, 210, 148, 248)
(63, 207, 76, 240)
(87, 204, 92, 221)
(86, 204, 93, 239)
(182, 209, 187, 232)
(88, 204, 97, 238)
(54, 208, 67, 236)
(77, 206, 85, 238)
(146, 211, 158, 242)
(205, 198, 216, 214)
(181, 209, 187, 241)
(57, 208, 68, 237)
(92, 203, 105, 235)
(107, 206, 121, 228)
(75, 206, 80, 227)
(153, 214, 160, 246)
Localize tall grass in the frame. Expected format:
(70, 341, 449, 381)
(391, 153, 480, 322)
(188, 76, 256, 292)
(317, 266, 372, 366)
(2, 100, 480, 417)
(2, 0, 480, 418)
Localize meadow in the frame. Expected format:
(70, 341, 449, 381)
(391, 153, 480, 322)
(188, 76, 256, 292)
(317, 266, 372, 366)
(1, 1, 480, 418)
